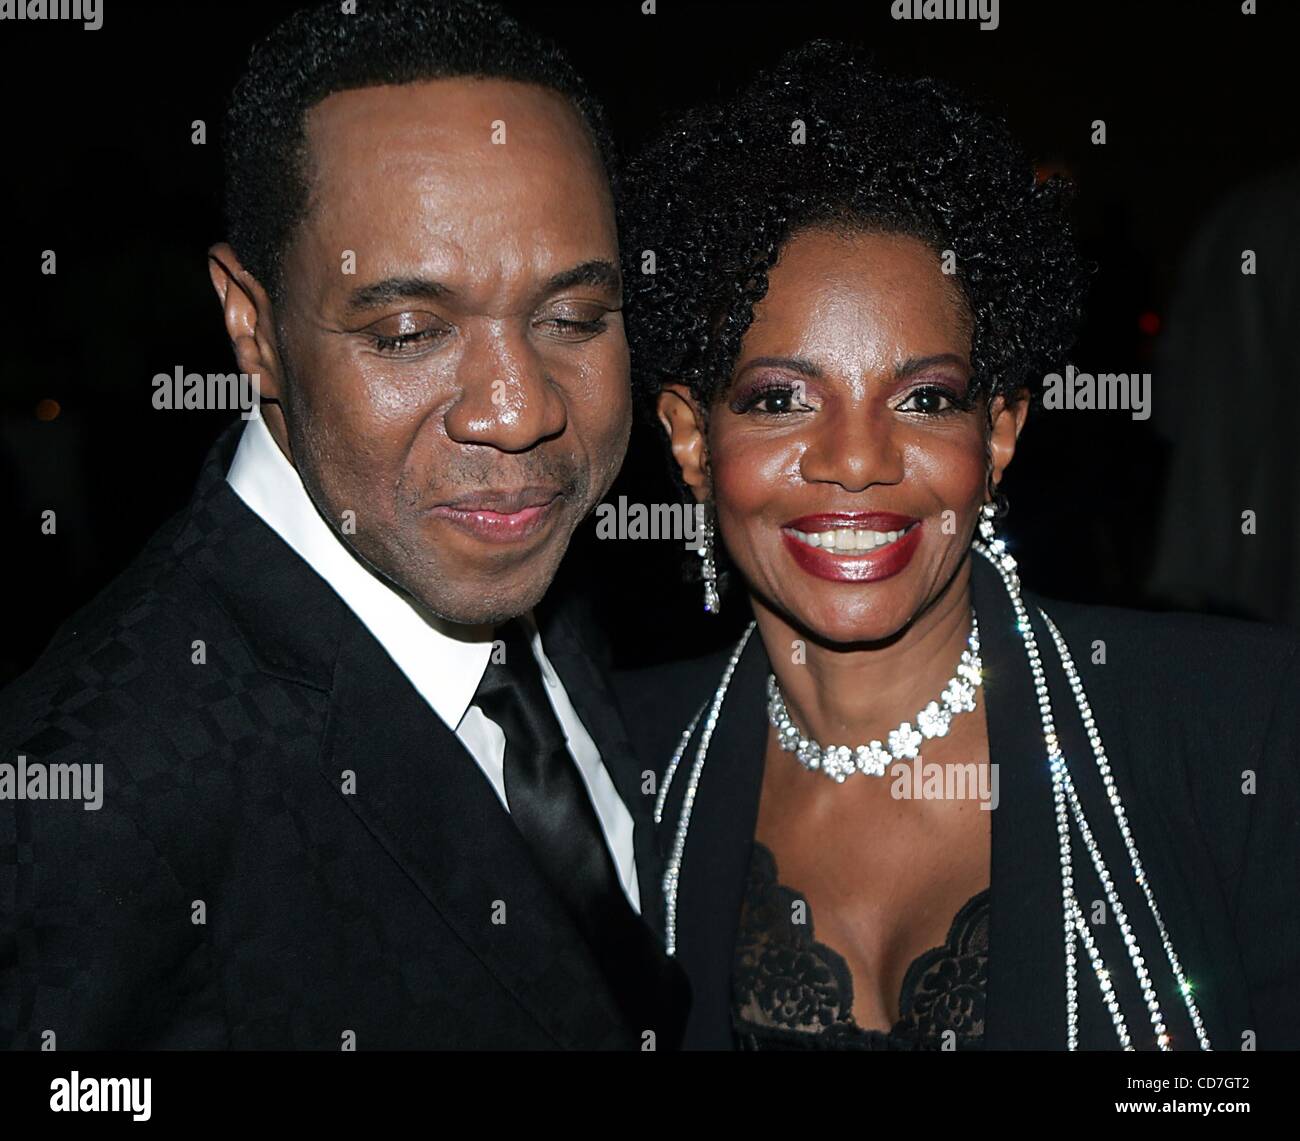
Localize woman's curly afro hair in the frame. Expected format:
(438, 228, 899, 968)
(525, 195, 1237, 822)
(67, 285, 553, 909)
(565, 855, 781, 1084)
(621, 41, 1088, 423)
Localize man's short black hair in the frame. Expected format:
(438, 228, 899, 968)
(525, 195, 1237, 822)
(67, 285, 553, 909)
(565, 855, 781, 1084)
(223, 0, 617, 305)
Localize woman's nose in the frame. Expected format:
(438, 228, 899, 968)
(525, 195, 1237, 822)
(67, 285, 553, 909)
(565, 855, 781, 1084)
(797, 409, 905, 492)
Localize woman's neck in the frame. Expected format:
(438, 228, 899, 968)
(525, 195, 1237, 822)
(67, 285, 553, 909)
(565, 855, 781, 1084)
(752, 555, 976, 747)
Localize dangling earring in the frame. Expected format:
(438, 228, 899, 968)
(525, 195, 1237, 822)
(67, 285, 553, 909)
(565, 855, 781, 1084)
(977, 489, 1021, 594)
(699, 501, 721, 615)
(978, 499, 998, 545)
(979, 482, 1010, 546)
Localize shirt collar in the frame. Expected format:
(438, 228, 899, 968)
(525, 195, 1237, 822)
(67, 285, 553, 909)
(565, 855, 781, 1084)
(225, 414, 496, 733)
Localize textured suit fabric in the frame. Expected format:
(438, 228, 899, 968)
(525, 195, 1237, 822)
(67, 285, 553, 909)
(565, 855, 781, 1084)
(615, 552, 1300, 1051)
(0, 424, 686, 1050)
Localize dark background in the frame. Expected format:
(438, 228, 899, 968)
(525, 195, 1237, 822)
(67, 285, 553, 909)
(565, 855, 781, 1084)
(2, 0, 1297, 682)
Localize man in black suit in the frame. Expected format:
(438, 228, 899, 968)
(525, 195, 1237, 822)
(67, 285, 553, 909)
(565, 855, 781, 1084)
(0, 0, 686, 1049)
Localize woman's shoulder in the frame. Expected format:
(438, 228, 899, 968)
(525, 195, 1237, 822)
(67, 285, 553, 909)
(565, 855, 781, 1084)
(1024, 593, 1300, 1039)
(1025, 589, 1300, 774)
(1029, 588, 1300, 697)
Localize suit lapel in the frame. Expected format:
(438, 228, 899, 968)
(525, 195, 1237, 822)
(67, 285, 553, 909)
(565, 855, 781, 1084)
(662, 626, 770, 1049)
(536, 601, 665, 936)
(974, 553, 1069, 1049)
(534, 601, 693, 1046)
(317, 613, 638, 1048)
(976, 552, 1197, 1050)
(999, 575, 1219, 1051)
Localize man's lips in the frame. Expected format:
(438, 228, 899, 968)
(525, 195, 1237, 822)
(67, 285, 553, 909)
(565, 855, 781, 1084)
(427, 488, 565, 544)
(780, 512, 923, 582)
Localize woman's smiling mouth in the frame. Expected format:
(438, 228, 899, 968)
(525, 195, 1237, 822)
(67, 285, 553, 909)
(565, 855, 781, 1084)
(784, 521, 919, 554)
(780, 512, 923, 581)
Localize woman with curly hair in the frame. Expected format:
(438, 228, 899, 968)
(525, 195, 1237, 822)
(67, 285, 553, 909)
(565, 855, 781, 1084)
(615, 42, 1300, 1051)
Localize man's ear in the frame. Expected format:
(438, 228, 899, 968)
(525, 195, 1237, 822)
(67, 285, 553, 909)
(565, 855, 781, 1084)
(988, 389, 1030, 490)
(657, 384, 710, 502)
(206, 242, 286, 405)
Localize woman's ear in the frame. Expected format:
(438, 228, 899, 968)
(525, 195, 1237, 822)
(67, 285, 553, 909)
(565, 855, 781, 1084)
(988, 390, 1030, 490)
(657, 384, 710, 502)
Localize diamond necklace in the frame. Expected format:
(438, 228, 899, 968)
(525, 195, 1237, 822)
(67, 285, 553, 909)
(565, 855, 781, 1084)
(766, 614, 982, 781)
(653, 539, 1211, 1050)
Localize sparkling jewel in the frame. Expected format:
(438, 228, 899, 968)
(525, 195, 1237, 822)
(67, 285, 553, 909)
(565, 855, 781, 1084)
(764, 615, 982, 782)
(970, 538, 1210, 1052)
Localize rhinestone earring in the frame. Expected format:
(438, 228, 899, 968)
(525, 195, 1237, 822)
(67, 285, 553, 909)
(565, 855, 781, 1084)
(976, 493, 1019, 603)
(978, 499, 998, 545)
(699, 501, 721, 615)
(979, 484, 1009, 546)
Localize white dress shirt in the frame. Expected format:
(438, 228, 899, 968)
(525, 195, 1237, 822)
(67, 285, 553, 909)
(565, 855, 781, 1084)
(225, 415, 640, 913)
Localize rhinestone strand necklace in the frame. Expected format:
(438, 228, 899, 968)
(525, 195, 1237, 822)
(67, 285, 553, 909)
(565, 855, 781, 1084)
(975, 537, 1210, 1050)
(766, 615, 982, 780)
(654, 539, 1211, 1050)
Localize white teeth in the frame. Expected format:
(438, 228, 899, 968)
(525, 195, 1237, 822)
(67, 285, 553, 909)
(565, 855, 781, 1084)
(787, 524, 914, 554)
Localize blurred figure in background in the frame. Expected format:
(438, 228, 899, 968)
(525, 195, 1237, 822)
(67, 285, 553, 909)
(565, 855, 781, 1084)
(1147, 162, 1300, 626)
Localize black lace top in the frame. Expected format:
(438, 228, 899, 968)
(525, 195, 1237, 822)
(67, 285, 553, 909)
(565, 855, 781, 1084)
(732, 840, 988, 1050)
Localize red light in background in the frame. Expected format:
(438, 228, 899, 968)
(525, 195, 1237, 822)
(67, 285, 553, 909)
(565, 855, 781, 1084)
(1034, 160, 1073, 184)
(1138, 311, 1160, 336)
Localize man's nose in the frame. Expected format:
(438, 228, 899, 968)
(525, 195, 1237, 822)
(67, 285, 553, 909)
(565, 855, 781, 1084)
(443, 327, 567, 452)
(797, 407, 905, 492)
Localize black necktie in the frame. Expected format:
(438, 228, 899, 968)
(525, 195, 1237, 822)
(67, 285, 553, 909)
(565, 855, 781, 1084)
(474, 618, 630, 932)
(472, 618, 688, 1042)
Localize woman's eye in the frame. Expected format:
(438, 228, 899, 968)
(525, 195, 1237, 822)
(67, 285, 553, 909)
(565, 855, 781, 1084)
(897, 386, 962, 415)
(734, 384, 813, 415)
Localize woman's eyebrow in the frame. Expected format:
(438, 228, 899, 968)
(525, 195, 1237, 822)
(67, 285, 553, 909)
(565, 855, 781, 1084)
(893, 353, 970, 380)
(734, 354, 969, 383)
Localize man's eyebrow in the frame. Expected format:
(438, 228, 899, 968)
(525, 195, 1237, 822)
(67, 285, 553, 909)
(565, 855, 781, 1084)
(893, 353, 970, 380)
(343, 277, 450, 315)
(542, 259, 622, 296)
(341, 261, 622, 316)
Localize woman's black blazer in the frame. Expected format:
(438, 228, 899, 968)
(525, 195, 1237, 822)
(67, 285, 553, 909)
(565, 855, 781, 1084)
(614, 552, 1300, 1050)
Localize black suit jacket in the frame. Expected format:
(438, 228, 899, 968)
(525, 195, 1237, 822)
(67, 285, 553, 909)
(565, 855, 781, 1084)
(0, 425, 686, 1050)
(616, 551, 1300, 1050)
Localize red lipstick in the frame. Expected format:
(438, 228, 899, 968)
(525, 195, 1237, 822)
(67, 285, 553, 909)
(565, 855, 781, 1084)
(780, 512, 922, 583)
